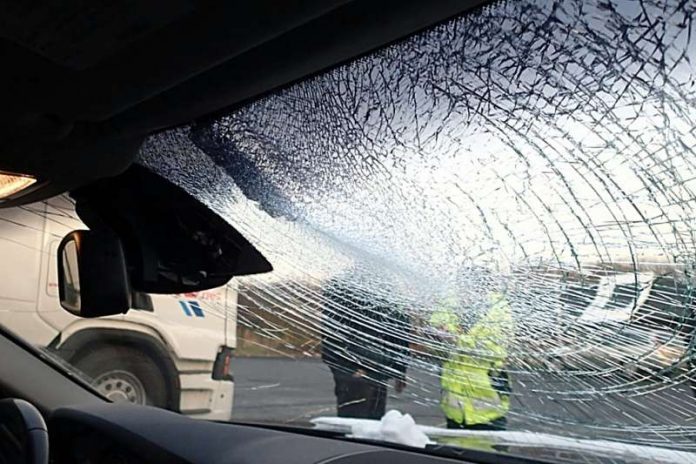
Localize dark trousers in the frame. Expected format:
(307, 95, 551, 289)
(446, 416, 507, 430)
(332, 371, 387, 419)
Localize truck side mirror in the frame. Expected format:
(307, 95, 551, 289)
(57, 230, 131, 317)
(131, 291, 154, 312)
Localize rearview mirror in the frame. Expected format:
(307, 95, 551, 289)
(71, 164, 272, 294)
(57, 230, 131, 317)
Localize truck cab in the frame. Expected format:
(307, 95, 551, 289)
(0, 195, 236, 420)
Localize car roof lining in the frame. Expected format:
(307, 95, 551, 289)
(0, 1, 489, 208)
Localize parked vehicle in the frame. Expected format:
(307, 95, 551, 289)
(550, 271, 692, 377)
(0, 195, 237, 420)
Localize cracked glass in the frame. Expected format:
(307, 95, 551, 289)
(138, 0, 696, 462)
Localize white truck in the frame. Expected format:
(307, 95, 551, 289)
(0, 195, 236, 420)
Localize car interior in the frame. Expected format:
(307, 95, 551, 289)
(0, 2, 522, 463)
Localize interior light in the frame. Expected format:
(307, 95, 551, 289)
(0, 171, 37, 200)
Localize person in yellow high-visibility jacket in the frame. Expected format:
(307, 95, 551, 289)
(430, 291, 513, 430)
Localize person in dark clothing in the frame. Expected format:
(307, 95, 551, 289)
(321, 278, 411, 419)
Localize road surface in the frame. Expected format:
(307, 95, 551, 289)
(233, 357, 442, 425)
(232, 357, 696, 447)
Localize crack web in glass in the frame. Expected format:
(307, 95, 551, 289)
(140, 0, 696, 456)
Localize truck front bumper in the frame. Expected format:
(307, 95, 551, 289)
(178, 372, 234, 421)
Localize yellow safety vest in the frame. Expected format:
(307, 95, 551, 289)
(431, 292, 513, 426)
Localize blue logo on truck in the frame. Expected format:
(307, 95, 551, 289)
(179, 300, 205, 318)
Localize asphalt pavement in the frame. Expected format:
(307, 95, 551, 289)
(232, 357, 443, 426)
(232, 356, 696, 447)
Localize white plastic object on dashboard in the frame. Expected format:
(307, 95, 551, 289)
(316, 410, 432, 448)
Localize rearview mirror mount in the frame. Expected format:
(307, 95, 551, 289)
(57, 230, 131, 317)
(71, 164, 272, 294)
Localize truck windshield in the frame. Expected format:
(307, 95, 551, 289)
(3, 0, 696, 462)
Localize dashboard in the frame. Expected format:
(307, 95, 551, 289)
(48, 404, 473, 464)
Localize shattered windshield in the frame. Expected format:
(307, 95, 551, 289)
(139, 0, 696, 462)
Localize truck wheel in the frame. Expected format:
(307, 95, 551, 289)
(74, 345, 169, 408)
